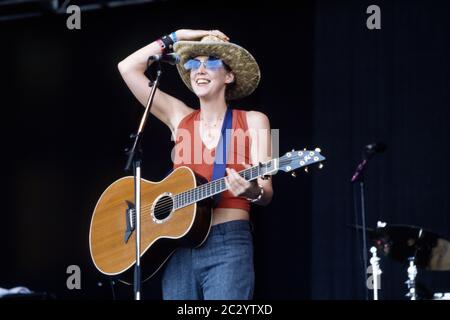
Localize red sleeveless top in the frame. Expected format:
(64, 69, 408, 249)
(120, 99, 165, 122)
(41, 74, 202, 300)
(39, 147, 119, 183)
(173, 109, 251, 212)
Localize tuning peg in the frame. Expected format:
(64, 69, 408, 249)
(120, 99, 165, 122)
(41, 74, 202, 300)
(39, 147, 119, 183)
(291, 172, 296, 178)
(304, 167, 309, 173)
(315, 147, 321, 153)
(318, 163, 324, 169)
(292, 149, 295, 152)
(303, 147, 307, 151)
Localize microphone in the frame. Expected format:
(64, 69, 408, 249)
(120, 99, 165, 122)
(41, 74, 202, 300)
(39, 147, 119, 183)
(351, 142, 387, 183)
(148, 53, 180, 65)
(364, 142, 387, 159)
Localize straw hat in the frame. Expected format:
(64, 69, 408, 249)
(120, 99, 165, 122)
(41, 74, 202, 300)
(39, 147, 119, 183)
(173, 35, 260, 100)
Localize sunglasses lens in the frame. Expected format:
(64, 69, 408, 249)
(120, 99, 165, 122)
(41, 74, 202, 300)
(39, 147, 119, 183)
(184, 58, 224, 70)
(205, 59, 223, 69)
(184, 59, 201, 70)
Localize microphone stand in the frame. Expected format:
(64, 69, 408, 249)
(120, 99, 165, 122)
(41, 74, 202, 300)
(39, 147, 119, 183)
(124, 59, 162, 300)
(351, 154, 372, 300)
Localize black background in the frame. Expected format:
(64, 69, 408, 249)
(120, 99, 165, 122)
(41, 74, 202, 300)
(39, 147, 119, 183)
(0, 0, 449, 300)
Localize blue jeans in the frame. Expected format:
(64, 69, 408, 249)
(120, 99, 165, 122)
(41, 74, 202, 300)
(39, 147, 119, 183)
(162, 220, 254, 300)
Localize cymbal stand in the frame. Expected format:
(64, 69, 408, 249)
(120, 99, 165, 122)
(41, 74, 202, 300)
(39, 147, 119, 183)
(405, 257, 418, 300)
(369, 246, 382, 300)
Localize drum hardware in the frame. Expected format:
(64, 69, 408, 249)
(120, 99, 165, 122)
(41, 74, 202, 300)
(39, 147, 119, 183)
(369, 246, 382, 300)
(352, 223, 450, 299)
(405, 257, 418, 300)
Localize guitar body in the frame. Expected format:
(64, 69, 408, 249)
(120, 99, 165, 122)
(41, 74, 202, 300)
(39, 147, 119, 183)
(89, 166, 212, 282)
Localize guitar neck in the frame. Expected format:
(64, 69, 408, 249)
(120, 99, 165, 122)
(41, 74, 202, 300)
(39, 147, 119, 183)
(174, 159, 278, 209)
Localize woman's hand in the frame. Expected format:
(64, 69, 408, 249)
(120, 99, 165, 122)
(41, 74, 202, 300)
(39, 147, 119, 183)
(174, 29, 230, 42)
(224, 165, 261, 199)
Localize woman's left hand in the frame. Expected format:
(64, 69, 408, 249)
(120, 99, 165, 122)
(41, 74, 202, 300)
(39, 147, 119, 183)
(224, 165, 260, 198)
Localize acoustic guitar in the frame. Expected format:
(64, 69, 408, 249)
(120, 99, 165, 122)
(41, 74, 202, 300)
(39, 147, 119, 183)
(89, 148, 325, 282)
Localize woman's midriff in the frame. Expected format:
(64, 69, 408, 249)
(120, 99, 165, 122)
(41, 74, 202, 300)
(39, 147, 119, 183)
(212, 208, 249, 225)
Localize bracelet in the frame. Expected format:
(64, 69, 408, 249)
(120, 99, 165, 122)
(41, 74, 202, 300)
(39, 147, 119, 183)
(156, 38, 165, 53)
(170, 31, 178, 43)
(246, 184, 264, 203)
(160, 34, 175, 53)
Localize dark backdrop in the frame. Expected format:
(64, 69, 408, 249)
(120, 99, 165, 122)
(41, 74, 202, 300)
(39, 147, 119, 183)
(311, 0, 450, 299)
(0, 0, 449, 300)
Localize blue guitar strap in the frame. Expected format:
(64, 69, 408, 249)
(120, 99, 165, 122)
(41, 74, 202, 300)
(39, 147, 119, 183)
(211, 107, 233, 207)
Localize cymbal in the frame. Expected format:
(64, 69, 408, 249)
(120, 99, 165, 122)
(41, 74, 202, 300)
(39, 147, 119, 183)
(354, 224, 450, 271)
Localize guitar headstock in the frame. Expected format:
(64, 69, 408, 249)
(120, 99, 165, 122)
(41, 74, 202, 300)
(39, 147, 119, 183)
(278, 148, 326, 174)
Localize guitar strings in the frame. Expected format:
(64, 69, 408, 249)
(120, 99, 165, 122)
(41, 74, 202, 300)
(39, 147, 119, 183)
(134, 158, 302, 219)
(133, 158, 305, 219)
(138, 172, 249, 213)
(140, 164, 267, 210)
(136, 172, 245, 212)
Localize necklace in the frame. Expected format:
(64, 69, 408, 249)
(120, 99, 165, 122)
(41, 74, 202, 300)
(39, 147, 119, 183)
(200, 112, 224, 144)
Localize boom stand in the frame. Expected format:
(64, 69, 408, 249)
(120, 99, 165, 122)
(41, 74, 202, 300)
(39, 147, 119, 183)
(124, 61, 162, 300)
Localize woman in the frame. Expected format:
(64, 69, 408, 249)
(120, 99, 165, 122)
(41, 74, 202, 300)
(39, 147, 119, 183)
(118, 29, 273, 300)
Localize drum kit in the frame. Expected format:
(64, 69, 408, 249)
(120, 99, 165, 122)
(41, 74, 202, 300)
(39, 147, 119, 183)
(357, 222, 450, 300)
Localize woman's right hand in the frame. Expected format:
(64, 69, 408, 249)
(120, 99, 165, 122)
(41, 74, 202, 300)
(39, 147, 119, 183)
(175, 29, 230, 42)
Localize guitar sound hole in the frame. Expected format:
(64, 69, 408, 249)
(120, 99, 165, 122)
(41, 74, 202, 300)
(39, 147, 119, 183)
(153, 195, 173, 222)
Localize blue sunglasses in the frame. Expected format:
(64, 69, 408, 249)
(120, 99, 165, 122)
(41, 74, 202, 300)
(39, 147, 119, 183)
(183, 58, 224, 71)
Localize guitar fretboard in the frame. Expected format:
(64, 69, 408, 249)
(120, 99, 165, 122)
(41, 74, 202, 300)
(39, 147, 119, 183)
(174, 160, 276, 209)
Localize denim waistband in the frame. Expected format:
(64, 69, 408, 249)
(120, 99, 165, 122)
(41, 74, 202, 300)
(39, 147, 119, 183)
(210, 219, 252, 235)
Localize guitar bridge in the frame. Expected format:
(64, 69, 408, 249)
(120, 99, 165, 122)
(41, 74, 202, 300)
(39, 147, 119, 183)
(124, 201, 135, 244)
